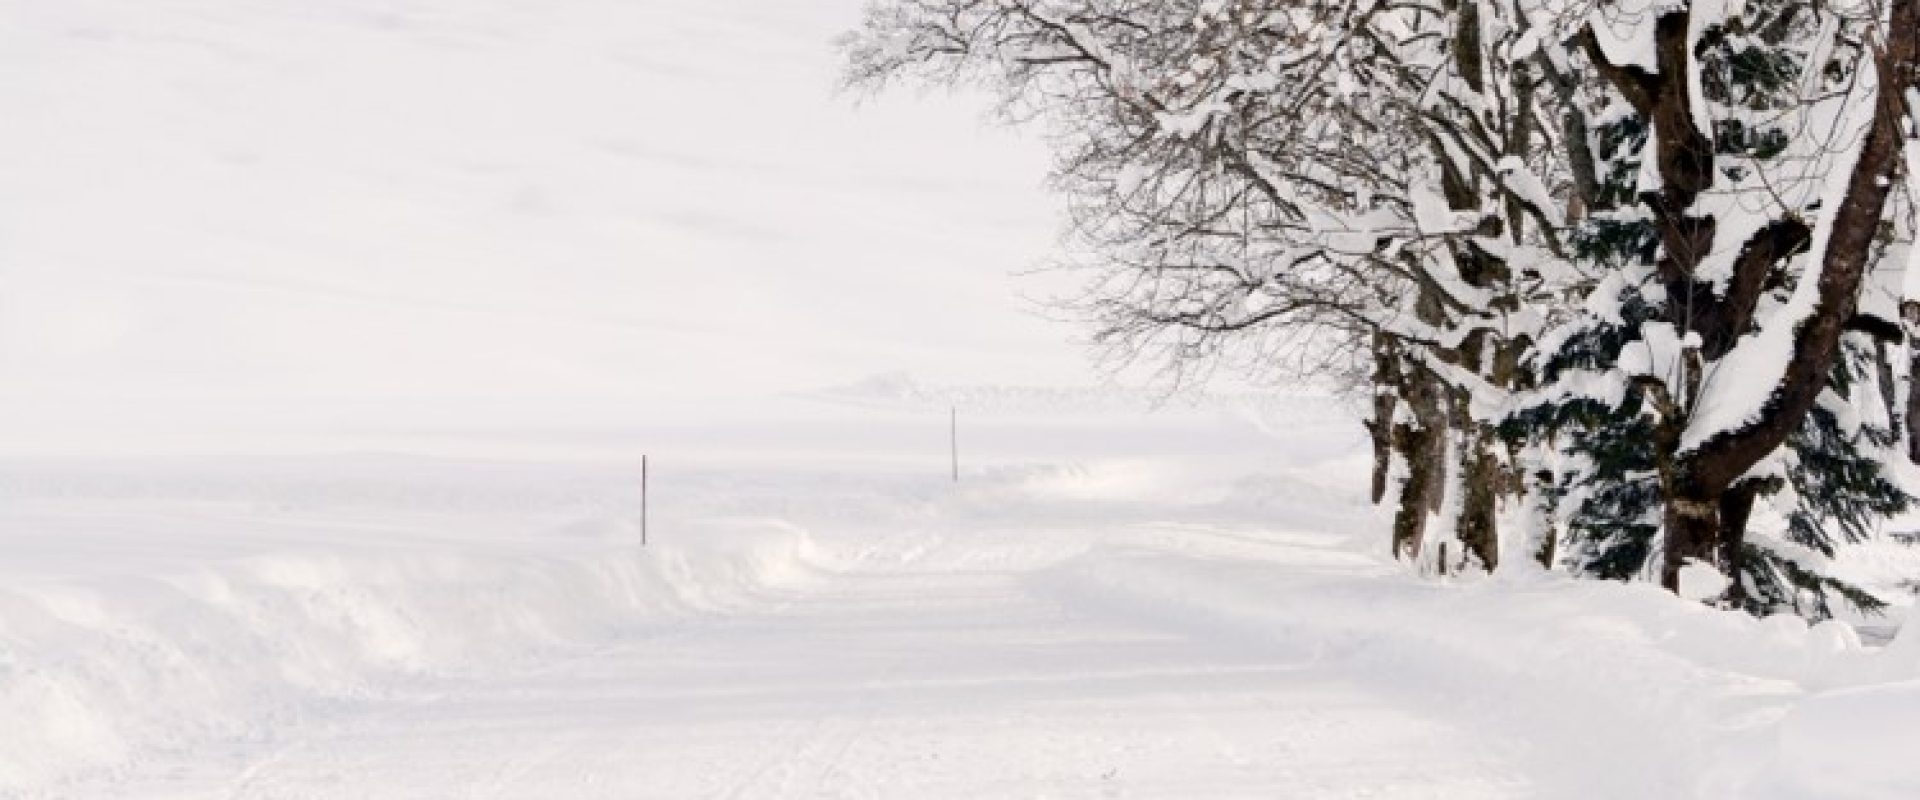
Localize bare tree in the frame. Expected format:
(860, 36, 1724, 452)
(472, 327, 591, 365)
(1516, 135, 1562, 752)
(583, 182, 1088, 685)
(845, 0, 1920, 611)
(846, 0, 1577, 573)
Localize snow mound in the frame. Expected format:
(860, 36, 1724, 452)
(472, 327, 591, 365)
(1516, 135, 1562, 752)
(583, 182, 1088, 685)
(1777, 681, 1920, 798)
(1030, 540, 1918, 797)
(0, 519, 820, 793)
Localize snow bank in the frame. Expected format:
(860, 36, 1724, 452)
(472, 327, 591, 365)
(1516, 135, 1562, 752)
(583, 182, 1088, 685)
(1030, 538, 1918, 798)
(1772, 623, 1920, 796)
(1777, 681, 1920, 798)
(0, 518, 820, 794)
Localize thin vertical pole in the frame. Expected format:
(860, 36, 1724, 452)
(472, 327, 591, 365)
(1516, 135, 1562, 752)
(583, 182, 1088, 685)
(641, 455, 649, 547)
(950, 406, 959, 482)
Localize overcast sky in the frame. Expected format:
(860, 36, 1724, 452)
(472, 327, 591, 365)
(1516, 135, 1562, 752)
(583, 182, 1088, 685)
(0, 0, 1087, 449)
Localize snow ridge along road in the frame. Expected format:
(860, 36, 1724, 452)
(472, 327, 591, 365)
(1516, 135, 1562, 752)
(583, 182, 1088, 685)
(67, 522, 1533, 799)
(6, 392, 1915, 798)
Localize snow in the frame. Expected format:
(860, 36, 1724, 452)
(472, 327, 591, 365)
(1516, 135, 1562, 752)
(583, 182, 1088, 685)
(7, 0, 1920, 797)
(1410, 184, 1466, 234)
(1678, 560, 1733, 601)
(1495, 156, 1564, 229)
(1586, 0, 1664, 73)
(1, 390, 1917, 798)
(0, 0, 1081, 453)
(1777, 681, 1920, 798)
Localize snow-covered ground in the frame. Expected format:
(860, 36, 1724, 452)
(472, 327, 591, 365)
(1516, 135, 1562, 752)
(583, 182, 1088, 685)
(4, 390, 1920, 798)
(8, 0, 1920, 797)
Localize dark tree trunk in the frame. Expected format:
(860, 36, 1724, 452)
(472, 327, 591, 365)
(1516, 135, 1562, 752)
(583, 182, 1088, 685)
(1533, 479, 1559, 569)
(1368, 336, 1402, 504)
(1456, 423, 1502, 571)
(1876, 339, 1901, 447)
(1905, 303, 1920, 464)
(1718, 483, 1760, 607)
(1660, 494, 1720, 591)
(1391, 369, 1450, 561)
(1368, 409, 1395, 505)
(1909, 348, 1920, 466)
(1657, 480, 1755, 600)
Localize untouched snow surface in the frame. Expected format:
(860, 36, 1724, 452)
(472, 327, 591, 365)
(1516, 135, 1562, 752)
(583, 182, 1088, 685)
(5, 392, 1920, 799)
(0, 0, 1074, 453)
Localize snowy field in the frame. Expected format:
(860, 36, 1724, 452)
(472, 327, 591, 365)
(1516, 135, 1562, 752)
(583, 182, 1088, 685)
(7, 0, 1920, 798)
(6, 388, 1920, 798)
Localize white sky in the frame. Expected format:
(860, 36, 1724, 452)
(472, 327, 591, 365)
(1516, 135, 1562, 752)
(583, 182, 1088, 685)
(0, 0, 1085, 448)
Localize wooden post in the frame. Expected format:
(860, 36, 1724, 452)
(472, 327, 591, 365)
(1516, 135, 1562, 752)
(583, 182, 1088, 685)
(950, 406, 959, 482)
(641, 455, 649, 547)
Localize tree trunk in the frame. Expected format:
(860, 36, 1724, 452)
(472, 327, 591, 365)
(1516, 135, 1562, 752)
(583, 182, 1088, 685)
(1717, 483, 1760, 607)
(1369, 403, 1395, 504)
(1532, 470, 1559, 569)
(1909, 348, 1920, 465)
(1455, 422, 1502, 571)
(1657, 481, 1757, 597)
(1391, 369, 1450, 560)
(1904, 303, 1920, 464)
(1877, 340, 1901, 446)
(1368, 336, 1402, 504)
(1660, 492, 1721, 590)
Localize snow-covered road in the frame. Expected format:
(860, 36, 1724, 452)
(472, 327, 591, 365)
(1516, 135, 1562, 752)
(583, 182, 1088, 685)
(86, 526, 1526, 799)
(5, 391, 1918, 798)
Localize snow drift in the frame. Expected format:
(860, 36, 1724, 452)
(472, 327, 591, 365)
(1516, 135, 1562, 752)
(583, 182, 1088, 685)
(1035, 540, 1920, 798)
(0, 516, 820, 794)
